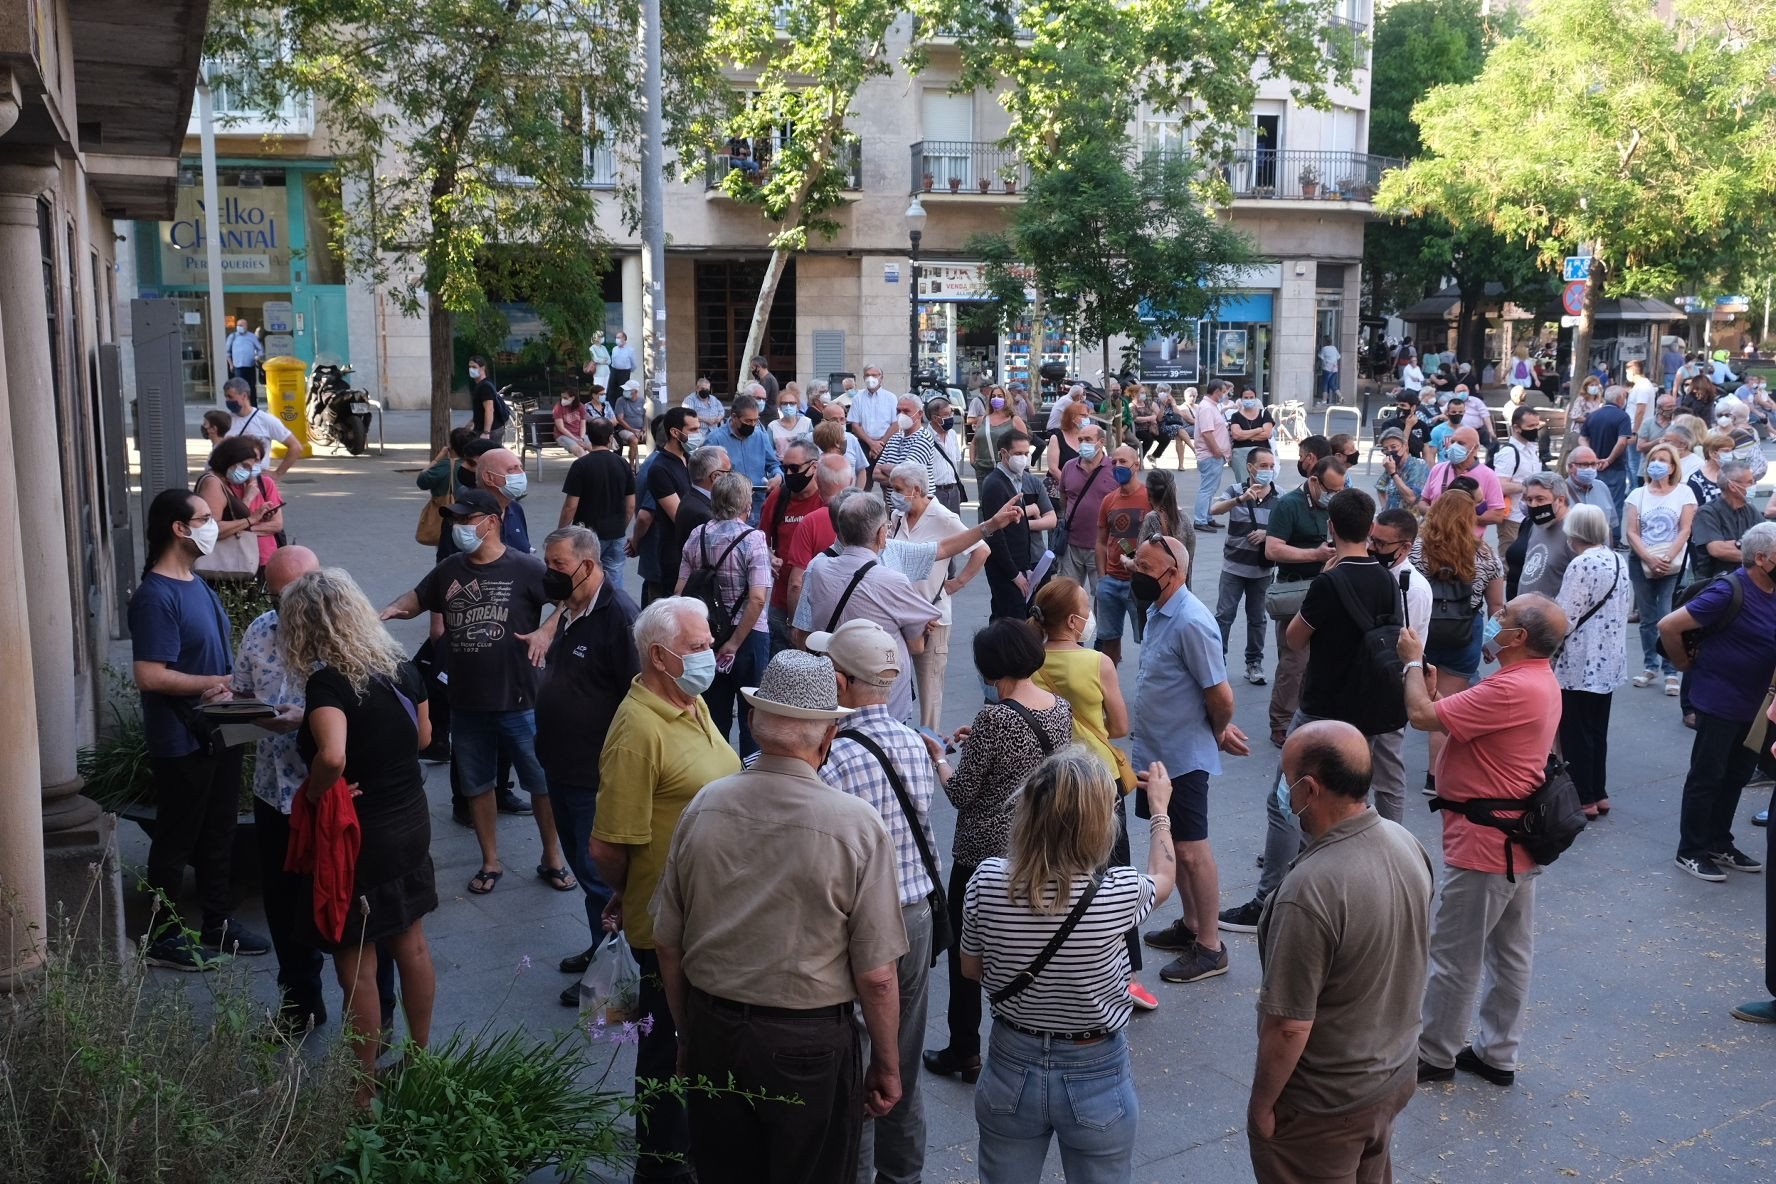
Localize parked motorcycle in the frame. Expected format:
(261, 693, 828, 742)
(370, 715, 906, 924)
(307, 363, 373, 455)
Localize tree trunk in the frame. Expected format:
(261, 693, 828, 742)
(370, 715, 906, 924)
(428, 289, 454, 452)
(736, 120, 840, 393)
(1101, 334, 1124, 445)
(737, 247, 793, 395)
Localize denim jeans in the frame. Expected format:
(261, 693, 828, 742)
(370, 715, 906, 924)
(598, 535, 627, 594)
(451, 709, 548, 796)
(1194, 456, 1225, 525)
(975, 1025, 1137, 1183)
(1628, 556, 1680, 675)
(707, 628, 770, 758)
(546, 777, 612, 940)
(1600, 466, 1628, 543)
(1215, 570, 1271, 666)
(1095, 575, 1141, 644)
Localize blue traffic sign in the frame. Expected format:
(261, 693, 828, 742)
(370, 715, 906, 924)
(1563, 257, 1592, 283)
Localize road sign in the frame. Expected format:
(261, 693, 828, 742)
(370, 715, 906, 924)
(1560, 315, 1582, 328)
(1561, 282, 1587, 316)
(1562, 256, 1592, 283)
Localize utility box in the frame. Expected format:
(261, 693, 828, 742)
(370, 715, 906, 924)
(263, 356, 310, 453)
(131, 298, 190, 511)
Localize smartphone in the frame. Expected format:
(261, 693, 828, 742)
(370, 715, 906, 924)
(917, 725, 955, 753)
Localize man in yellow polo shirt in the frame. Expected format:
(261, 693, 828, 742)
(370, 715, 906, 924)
(593, 595, 742, 1182)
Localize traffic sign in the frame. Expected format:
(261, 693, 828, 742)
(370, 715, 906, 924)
(1561, 282, 1587, 316)
(1560, 315, 1582, 328)
(1562, 256, 1592, 283)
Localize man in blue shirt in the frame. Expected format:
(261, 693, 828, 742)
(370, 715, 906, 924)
(1128, 534, 1250, 986)
(226, 319, 265, 401)
(703, 393, 782, 523)
(1579, 385, 1635, 544)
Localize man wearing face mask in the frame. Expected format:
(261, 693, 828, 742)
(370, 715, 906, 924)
(594, 597, 743, 1180)
(1422, 427, 1507, 536)
(1561, 445, 1620, 535)
(1054, 421, 1115, 593)
(750, 356, 781, 425)
(1427, 394, 1466, 464)
(1579, 385, 1635, 539)
(558, 421, 636, 591)
(226, 318, 265, 398)
(703, 393, 781, 523)
(130, 489, 273, 970)
(607, 331, 637, 397)
(221, 377, 305, 474)
(975, 430, 1058, 620)
(642, 407, 703, 599)
(467, 446, 535, 554)
(1512, 474, 1575, 600)
(1492, 407, 1546, 550)
(1261, 457, 1346, 747)
(848, 365, 899, 471)
(1245, 721, 1432, 1184)
(1375, 427, 1427, 512)
(873, 395, 940, 496)
(926, 397, 968, 515)
(1092, 444, 1153, 666)
(758, 441, 827, 652)
(1210, 446, 1280, 685)
(683, 377, 726, 433)
(888, 462, 987, 729)
(534, 527, 641, 1008)
(1293, 434, 1331, 481)
(467, 355, 509, 442)
(382, 489, 571, 898)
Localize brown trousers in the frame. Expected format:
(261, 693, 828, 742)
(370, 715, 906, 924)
(1247, 1079, 1415, 1184)
(1267, 641, 1309, 734)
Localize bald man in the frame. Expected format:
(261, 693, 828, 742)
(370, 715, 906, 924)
(1421, 426, 1506, 534)
(469, 446, 535, 554)
(1247, 720, 1432, 1183)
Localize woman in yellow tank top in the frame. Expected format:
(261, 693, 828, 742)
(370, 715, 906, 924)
(1028, 578, 1158, 1012)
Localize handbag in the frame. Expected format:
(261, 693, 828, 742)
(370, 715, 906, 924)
(1264, 577, 1311, 622)
(193, 528, 260, 581)
(837, 729, 952, 965)
(988, 871, 1105, 1005)
(1033, 667, 1135, 793)
(416, 463, 456, 546)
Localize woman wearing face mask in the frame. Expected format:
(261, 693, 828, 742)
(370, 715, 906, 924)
(553, 388, 592, 457)
(1409, 488, 1504, 788)
(1668, 416, 1709, 479)
(889, 461, 986, 726)
(467, 355, 506, 443)
(1044, 398, 1091, 480)
(971, 385, 1027, 480)
(768, 386, 811, 455)
(1131, 385, 1160, 458)
(1227, 391, 1275, 478)
(1552, 505, 1632, 819)
(1209, 447, 1279, 686)
(1138, 469, 1194, 588)
(129, 489, 266, 970)
(1625, 442, 1697, 696)
(1689, 432, 1736, 507)
(673, 472, 771, 757)
(1027, 579, 1157, 1013)
(196, 435, 282, 577)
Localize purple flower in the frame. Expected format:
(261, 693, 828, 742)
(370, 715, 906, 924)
(638, 1014, 656, 1036)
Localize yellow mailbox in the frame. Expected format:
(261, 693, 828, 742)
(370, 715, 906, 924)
(262, 356, 309, 454)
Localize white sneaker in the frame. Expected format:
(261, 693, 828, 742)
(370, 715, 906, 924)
(1632, 670, 1659, 688)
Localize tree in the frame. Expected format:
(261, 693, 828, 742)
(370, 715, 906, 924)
(967, 143, 1257, 442)
(207, 0, 724, 447)
(699, 0, 905, 392)
(1380, 0, 1776, 382)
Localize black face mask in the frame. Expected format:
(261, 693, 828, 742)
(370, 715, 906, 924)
(543, 563, 589, 603)
(1369, 544, 1403, 566)
(784, 468, 813, 494)
(941, 415, 956, 432)
(1128, 569, 1166, 601)
(1527, 503, 1557, 526)
(732, 422, 755, 439)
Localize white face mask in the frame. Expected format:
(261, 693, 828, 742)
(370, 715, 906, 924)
(865, 376, 881, 391)
(895, 413, 914, 432)
(187, 518, 220, 556)
(1006, 453, 1030, 475)
(500, 471, 529, 499)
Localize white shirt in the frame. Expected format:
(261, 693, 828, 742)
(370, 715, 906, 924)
(1493, 436, 1541, 523)
(891, 500, 983, 626)
(1628, 376, 1658, 424)
(1390, 558, 1433, 637)
(929, 428, 966, 487)
(847, 385, 898, 439)
(226, 406, 294, 446)
(1401, 363, 1424, 392)
(1046, 393, 1077, 430)
(1459, 397, 1493, 434)
(1319, 344, 1340, 371)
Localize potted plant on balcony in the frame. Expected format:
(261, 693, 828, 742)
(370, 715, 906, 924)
(1340, 176, 1375, 202)
(978, 176, 992, 192)
(1000, 168, 1018, 195)
(1298, 164, 1321, 199)
(948, 175, 963, 192)
(922, 172, 934, 192)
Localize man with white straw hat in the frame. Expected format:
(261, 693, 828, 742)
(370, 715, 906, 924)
(654, 649, 909, 1181)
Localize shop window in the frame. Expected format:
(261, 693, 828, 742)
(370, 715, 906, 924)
(302, 172, 348, 286)
(694, 260, 796, 395)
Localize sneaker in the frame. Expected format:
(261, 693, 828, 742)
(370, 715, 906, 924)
(1730, 999, 1776, 1023)
(1665, 675, 1680, 697)
(1455, 1045, 1515, 1087)
(497, 790, 533, 816)
(1245, 662, 1267, 686)
(1142, 916, 1197, 952)
(1127, 981, 1159, 1011)
(1218, 898, 1265, 933)
(1632, 669, 1659, 688)
(202, 919, 271, 956)
(1158, 941, 1229, 983)
(1755, 809, 1769, 828)
(1675, 855, 1728, 882)
(145, 933, 222, 972)
(1416, 1057, 1455, 1083)
(1709, 847, 1764, 873)
(1196, 521, 1222, 533)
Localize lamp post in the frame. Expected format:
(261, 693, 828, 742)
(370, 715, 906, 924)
(905, 197, 927, 395)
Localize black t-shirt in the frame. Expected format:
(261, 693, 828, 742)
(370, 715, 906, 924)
(298, 662, 429, 825)
(474, 378, 506, 429)
(563, 450, 636, 539)
(1228, 409, 1274, 438)
(1298, 557, 1403, 721)
(413, 549, 551, 711)
(645, 450, 693, 581)
(671, 488, 716, 586)
(534, 583, 642, 784)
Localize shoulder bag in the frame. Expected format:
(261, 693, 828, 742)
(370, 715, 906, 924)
(1052, 463, 1111, 555)
(1000, 697, 1058, 756)
(824, 559, 878, 632)
(988, 871, 1106, 1005)
(416, 462, 455, 547)
(837, 728, 951, 964)
(191, 475, 261, 580)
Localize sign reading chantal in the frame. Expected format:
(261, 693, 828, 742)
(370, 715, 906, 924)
(160, 186, 293, 283)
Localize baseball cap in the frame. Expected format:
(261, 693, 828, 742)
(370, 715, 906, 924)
(441, 489, 502, 519)
(1378, 427, 1406, 444)
(806, 619, 901, 686)
(622, 378, 641, 392)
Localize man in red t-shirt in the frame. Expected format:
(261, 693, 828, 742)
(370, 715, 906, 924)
(1092, 443, 1153, 665)
(1397, 593, 1567, 1089)
(758, 442, 827, 652)
(779, 453, 854, 635)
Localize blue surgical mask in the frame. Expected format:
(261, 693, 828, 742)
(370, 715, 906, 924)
(1276, 774, 1308, 818)
(226, 464, 253, 485)
(501, 471, 529, 499)
(1113, 465, 1134, 485)
(1569, 466, 1596, 488)
(889, 492, 911, 514)
(667, 647, 717, 697)
(1241, 398, 1260, 412)
(1645, 460, 1672, 482)
(1078, 442, 1099, 462)
(1445, 443, 1470, 464)
(1253, 469, 1276, 486)
(452, 523, 484, 553)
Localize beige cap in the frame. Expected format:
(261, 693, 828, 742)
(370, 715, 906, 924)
(806, 618, 900, 686)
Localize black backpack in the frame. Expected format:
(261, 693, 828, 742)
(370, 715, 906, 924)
(1426, 567, 1475, 650)
(1432, 754, 1588, 881)
(1655, 570, 1744, 663)
(681, 527, 755, 648)
(1321, 564, 1408, 734)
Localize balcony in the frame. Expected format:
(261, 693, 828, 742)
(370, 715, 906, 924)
(494, 142, 617, 190)
(910, 141, 1029, 197)
(1322, 14, 1369, 36)
(1222, 149, 1401, 203)
(705, 141, 863, 193)
(189, 58, 314, 138)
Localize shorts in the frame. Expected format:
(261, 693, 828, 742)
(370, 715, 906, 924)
(452, 709, 548, 798)
(1164, 769, 1211, 843)
(1096, 575, 1141, 643)
(1423, 608, 1484, 679)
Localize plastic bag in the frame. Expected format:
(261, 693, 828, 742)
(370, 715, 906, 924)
(578, 931, 642, 1022)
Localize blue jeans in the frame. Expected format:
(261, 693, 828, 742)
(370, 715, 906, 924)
(976, 1025, 1137, 1183)
(1095, 575, 1142, 644)
(598, 536, 626, 594)
(1629, 555, 1680, 675)
(1600, 466, 1629, 544)
(546, 777, 612, 941)
(1323, 369, 1340, 400)
(708, 628, 770, 758)
(1194, 456, 1225, 525)
(452, 709, 548, 797)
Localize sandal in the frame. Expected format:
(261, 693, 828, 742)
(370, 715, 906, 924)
(1632, 670, 1658, 688)
(536, 865, 578, 892)
(467, 868, 503, 895)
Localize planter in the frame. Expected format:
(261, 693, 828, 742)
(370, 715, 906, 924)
(1003, 179, 1017, 195)
(1301, 182, 1318, 199)
(922, 174, 934, 192)
(947, 177, 962, 192)
(977, 178, 991, 193)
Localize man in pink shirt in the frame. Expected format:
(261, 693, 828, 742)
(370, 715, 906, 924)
(1193, 381, 1233, 532)
(1397, 594, 1567, 1090)
(1421, 426, 1507, 536)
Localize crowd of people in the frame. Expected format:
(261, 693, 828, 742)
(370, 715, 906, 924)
(127, 352, 1776, 1183)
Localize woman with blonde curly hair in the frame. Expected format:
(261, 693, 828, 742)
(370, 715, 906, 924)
(1409, 487, 1504, 788)
(279, 567, 437, 1094)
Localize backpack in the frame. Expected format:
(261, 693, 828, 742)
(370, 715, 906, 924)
(1425, 567, 1476, 650)
(1655, 570, 1744, 663)
(681, 526, 755, 648)
(1322, 564, 1408, 733)
(1432, 754, 1588, 881)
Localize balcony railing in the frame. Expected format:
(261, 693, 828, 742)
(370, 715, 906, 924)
(910, 141, 1029, 195)
(706, 141, 863, 192)
(1222, 149, 1400, 202)
(1323, 14, 1369, 36)
(494, 143, 616, 190)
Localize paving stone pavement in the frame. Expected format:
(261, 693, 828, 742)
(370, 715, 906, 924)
(113, 409, 1774, 1183)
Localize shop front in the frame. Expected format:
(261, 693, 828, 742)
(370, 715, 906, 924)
(134, 162, 349, 402)
(1137, 291, 1276, 396)
(915, 262, 1073, 389)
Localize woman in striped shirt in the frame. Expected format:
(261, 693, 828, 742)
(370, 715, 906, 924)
(962, 748, 1177, 1182)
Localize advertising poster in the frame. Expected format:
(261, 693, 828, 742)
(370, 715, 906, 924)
(1138, 322, 1202, 383)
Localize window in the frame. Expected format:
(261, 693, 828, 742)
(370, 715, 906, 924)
(194, 55, 314, 137)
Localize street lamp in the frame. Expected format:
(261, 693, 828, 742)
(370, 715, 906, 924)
(905, 197, 927, 394)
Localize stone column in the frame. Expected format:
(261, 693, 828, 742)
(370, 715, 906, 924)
(0, 168, 119, 961)
(621, 251, 644, 360)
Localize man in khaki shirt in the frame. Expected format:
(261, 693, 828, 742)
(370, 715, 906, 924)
(1247, 720, 1433, 1184)
(654, 650, 908, 1182)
